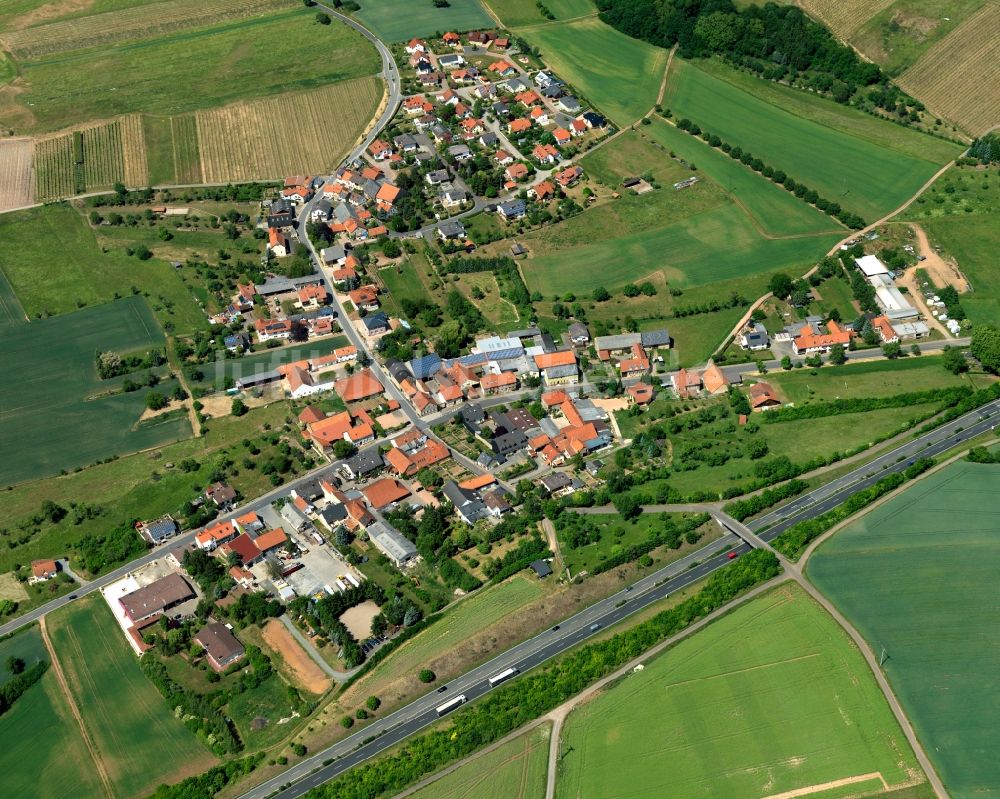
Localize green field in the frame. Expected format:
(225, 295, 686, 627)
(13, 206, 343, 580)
(489, 0, 593, 26)
(0, 670, 106, 799)
(0, 626, 48, 682)
(663, 58, 949, 221)
(556, 583, 930, 799)
(766, 356, 993, 404)
(409, 723, 550, 799)
(0, 295, 194, 486)
(0, 203, 205, 333)
(809, 460, 1000, 798)
(354, 575, 546, 692)
(519, 17, 667, 126)
(47, 595, 217, 797)
(354, 0, 492, 42)
(1, 9, 379, 134)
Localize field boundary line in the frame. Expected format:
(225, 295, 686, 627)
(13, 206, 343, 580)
(761, 771, 885, 799)
(39, 616, 116, 799)
(510, 10, 599, 33)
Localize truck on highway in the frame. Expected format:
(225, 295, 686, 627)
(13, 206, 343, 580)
(488, 667, 519, 687)
(435, 694, 467, 716)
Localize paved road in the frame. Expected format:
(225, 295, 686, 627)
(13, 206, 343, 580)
(236, 535, 745, 799)
(234, 394, 999, 799)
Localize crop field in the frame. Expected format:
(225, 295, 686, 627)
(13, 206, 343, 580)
(663, 58, 946, 220)
(0, 136, 34, 210)
(354, 576, 546, 693)
(556, 583, 930, 799)
(143, 113, 202, 184)
(195, 77, 382, 182)
(32, 134, 75, 200)
(848, 0, 989, 76)
(409, 723, 550, 799)
(0, 203, 205, 332)
(798, 0, 897, 38)
(488, 0, 594, 27)
(766, 356, 992, 404)
(897, 3, 1000, 135)
(519, 17, 667, 126)
(0, 0, 294, 59)
(0, 670, 106, 799)
(0, 296, 195, 486)
(809, 460, 1000, 798)
(47, 595, 217, 797)
(0, 9, 380, 135)
(354, 0, 493, 42)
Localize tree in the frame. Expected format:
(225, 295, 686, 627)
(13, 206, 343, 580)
(231, 398, 248, 417)
(613, 493, 642, 521)
(5, 656, 25, 675)
(382, 239, 402, 259)
(366, 696, 381, 711)
(333, 440, 357, 460)
(418, 668, 436, 683)
(768, 273, 793, 300)
(829, 344, 846, 365)
(746, 438, 769, 460)
(592, 286, 611, 302)
(315, 11, 331, 23)
(780, 356, 792, 370)
(971, 324, 1000, 374)
(942, 346, 969, 374)
(404, 605, 422, 627)
(145, 391, 167, 410)
(0, 599, 16, 617)
(882, 341, 902, 359)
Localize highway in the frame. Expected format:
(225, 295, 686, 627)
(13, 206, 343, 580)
(233, 394, 1000, 799)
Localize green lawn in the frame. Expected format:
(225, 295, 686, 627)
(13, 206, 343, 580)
(519, 17, 667, 126)
(0, 670, 106, 799)
(377, 256, 439, 317)
(354, 575, 546, 693)
(47, 595, 217, 797)
(0, 203, 206, 333)
(409, 723, 550, 799)
(766, 356, 992, 404)
(0, 296, 195, 487)
(227, 670, 303, 750)
(809, 460, 1000, 799)
(556, 582, 931, 799)
(489, 0, 593, 25)
(354, 0, 492, 42)
(663, 58, 949, 221)
(3, 9, 379, 133)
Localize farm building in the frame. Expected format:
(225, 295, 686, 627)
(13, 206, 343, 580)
(195, 622, 246, 671)
(366, 521, 419, 568)
(119, 573, 196, 623)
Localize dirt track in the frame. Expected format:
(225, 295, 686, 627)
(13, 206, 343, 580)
(911, 223, 970, 292)
(263, 619, 332, 695)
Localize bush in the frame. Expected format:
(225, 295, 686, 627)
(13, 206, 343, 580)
(418, 668, 435, 683)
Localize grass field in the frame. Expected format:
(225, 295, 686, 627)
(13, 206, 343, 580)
(409, 723, 550, 799)
(556, 583, 930, 799)
(0, 670, 106, 799)
(0, 295, 195, 486)
(488, 0, 593, 26)
(766, 356, 993, 404)
(456, 272, 520, 328)
(0, 9, 379, 134)
(0, 203, 205, 332)
(897, 2, 1000, 135)
(354, 575, 546, 693)
(809, 460, 1000, 798)
(353, 0, 492, 42)
(0, 626, 47, 682)
(47, 595, 217, 797)
(518, 17, 667, 126)
(663, 58, 948, 220)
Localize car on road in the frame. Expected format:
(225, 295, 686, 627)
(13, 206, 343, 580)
(727, 552, 738, 560)
(68, 594, 78, 599)
(589, 623, 601, 631)
(625, 586, 633, 592)
(551, 625, 560, 631)
(437, 685, 448, 693)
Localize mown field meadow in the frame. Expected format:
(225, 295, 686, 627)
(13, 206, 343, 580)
(556, 582, 931, 799)
(47, 595, 217, 798)
(810, 460, 1000, 799)
(518, 16, 667, 127)
(488, 0, 594, 27)
(663, 58, 951, 221)
(353, 0, 492, 42)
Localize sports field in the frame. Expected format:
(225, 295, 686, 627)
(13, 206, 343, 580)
(0, 203, 205, 332)
(518, 17, 667, 126)
(46, 595, 217, 798)
(556, 583, 930, 799)
(0, 670, 106, 799)
(354, 0, 492, 42)
(409, 723, 550, 799)
(488, 0, 593, 26)
(0, 295, 193, 486)
(663, 58, 947, 220)
(809, 460, 1000, 798)
(0, 8, 379, 134)
(897, 2, 1000, 135)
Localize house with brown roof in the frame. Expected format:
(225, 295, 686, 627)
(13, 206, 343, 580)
(748, 382, 782, 411)
(481, 371, 517, 395)
(195, 520, 238, 551)
(671, 368, 703, 398)
(30, 559, 58, 583)
(627, 382, 655, 405)
(363, 478, 412, 511)
(219, 534, 263, 567)
(335, 368, 384, 403)
(120, 573, 196, 623)
(792, 320, 854, 355)
(195, 622, 246, 671)
(701, 360, 729, 395)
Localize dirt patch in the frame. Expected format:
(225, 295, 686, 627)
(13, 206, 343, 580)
(891, 9, 939, 39)
(0, 572, 29, 602)
(339, 600, 380, 640)
(261, 619, 331, 695)
(138, 398, 188, 422)
(910, 223, 971, 292)
(197, 389, 279, 420)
